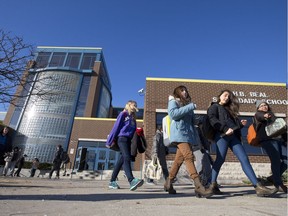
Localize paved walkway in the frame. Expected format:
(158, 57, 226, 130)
(0, 177, 287, 216)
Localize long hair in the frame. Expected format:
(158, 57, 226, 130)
(173, 85, 191, 106)
(124, 100, 138, 119)
(217, 89, 239, 118)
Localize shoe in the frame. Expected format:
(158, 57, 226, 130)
(255, 182, 278, 197)
(164, 178, 176, 194)
(194, 177, 213, 198)
(209, 182, 223, 195)
(277, 184, 287, 193)
(109, 181, 120, 189)
(130, 178, 144, 191)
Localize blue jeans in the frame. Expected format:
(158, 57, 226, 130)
(261, 139, 287, 187)
(111, 136, 134, 183)
(211, 133, 258, 186)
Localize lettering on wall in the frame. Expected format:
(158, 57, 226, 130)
(212, 91, 288, 106)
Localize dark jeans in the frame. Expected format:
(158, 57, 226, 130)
(261, 139, 288, 187)
(49, 162, 61, 177)
(211, 133, 258, 186)
(111, 136, 134, 183)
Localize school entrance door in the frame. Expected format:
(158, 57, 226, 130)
(74, 147, 120, 171)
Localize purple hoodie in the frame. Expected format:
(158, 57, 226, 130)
(106, 111, 137, 146)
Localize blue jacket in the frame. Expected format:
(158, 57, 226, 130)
(106, 111, 137, 146)
(168, 96, 200, 145)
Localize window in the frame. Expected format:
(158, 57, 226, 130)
(49, 52, 66, 67)
(80, 53, 96, 69)
(36, 52, 51, 68)
(65, 53, 81, 69)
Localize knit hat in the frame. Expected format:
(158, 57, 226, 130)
(255, 100, 266, 109)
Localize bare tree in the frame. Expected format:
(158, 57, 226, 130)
(0, 30, 62, 109)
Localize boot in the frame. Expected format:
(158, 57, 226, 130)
(164, 178, 176, 194)
(209, 182, 223, 195)
(255, 182, 278, 197)
(194, 177, 213, 198)
(277, 184, 287, 193)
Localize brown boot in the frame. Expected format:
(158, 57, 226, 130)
(255, 182, 278, 197)
(164, 178, 176, 194)
(209, 182, 223, 195)
(194, 177, 213, 198)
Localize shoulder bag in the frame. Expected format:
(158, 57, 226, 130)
(265, 118, 287, 137)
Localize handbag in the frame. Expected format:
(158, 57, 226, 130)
(265, 118, 287, 137)
(247, 118, 261, 147)
(146, 156, 163, 180)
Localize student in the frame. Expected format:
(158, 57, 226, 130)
(107, 100, 144, 191)
(207, 89, 278, 197)
(0, 127, 12, 166)
(254, 100, 287, 193)
(147, 127, 169, 184)
(49, 145, 63, 179)
(164, 85, 213, 198)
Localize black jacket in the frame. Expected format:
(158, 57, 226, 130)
(207, 103, 242, 140)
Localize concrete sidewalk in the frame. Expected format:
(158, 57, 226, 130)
(0, 177, 287, 216)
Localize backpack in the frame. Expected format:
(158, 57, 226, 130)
(61, 151, 70, 163)
(162, 115, 171, 147)
(247, 118, 261, 147)
(200, 115, 215, 142)
(200, 105, 220, 142)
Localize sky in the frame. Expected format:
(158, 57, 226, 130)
(0, 0, 287, 110)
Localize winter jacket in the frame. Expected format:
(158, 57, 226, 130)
(255, 110, 278, 142)
(168, 96, 200, 145)
(106, 111, 137, 147)
(207, 103, 242, 140)
(131, 127, 147, 160)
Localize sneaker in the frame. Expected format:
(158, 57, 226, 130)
(109, 181, 120, 189)
(130, 178, 144, 191)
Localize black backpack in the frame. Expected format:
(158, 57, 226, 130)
(200, 105, 219, 142)
(200, 115, 215, 142)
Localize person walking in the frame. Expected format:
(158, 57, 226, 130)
(14, 152, 27, 177)
(164, 85, 213, 198)
(30, 157, 40, 177)
(49, 145, 63, 179)
(254, 100, 287, 193)
(60, 151, 70, 176)
(207, 89, 278, 197)
(106, 100, 144, 191)
(147, 127, 169, 184)
(0, 127, 12, 166)
(3, 147, 19, 176)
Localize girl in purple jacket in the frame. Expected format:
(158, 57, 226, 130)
(107, 100, 144, 191)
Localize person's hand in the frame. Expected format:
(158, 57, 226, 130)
(264, 113, 271, 119)
(225, 128, 234, 136)
(241, 119, 247, 126)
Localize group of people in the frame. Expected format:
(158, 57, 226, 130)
(0, 127, 70, 178)
(107, 86, 287, 198)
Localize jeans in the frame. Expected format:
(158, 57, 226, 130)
(261, 139, 287, 187)
(111, 136, 134, 183)
(211, 133, 258, 186)
(169, 142, 199, 180)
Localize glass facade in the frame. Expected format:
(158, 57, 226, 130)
(13, 71, 82, 162)
(8, 47, 112, 163)
(96, 84, 111, 118)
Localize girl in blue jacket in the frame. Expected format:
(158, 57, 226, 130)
(164, 85, 213, 198)
(107, 100, 144, 191)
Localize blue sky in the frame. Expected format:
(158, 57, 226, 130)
(0, 0, 286, 109)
